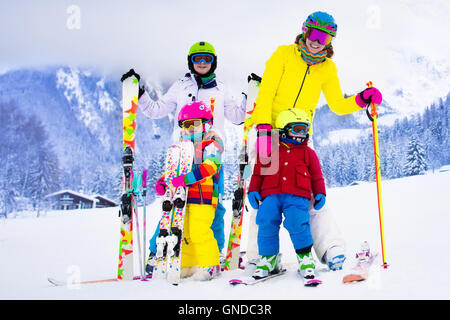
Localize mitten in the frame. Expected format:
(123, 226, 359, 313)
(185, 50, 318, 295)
(313, 193, 326, 210)
(154, 176, 167, 196)
(248, 191, 262, 210)
(355, 87, 382, 108)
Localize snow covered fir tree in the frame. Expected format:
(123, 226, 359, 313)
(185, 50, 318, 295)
(403, 134, 428, 176)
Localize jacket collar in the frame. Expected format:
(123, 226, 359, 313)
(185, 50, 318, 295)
(185, 73, 218, 89)
(279, 137, 309, 149)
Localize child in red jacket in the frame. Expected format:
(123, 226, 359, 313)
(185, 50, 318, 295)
(248, 108, 326, 283)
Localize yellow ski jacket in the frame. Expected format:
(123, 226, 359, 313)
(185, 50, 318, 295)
(251, 44, 361, 135)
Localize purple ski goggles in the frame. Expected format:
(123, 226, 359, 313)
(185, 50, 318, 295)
(308, 28, 333, 46)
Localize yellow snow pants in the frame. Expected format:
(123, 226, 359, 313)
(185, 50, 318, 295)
(181, 204, 220, 268)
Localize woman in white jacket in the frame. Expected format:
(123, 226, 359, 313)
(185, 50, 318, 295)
(122, 41, 246, 274)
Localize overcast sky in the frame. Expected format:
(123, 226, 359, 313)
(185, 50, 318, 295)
(1, 0, 449, 107)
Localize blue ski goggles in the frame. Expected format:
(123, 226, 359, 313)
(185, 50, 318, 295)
(285, 122, 310, 135)
(190, 53, 215, 64)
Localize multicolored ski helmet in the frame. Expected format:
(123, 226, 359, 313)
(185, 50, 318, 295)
(178, 101, 214, 128)
(302, 11, 337, 37)
(187, 41, 217, 76)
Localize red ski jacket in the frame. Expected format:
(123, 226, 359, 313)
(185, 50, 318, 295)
(248, 139, 326, 200)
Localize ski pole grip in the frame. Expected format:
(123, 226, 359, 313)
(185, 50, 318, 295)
(365, 81, 376, 122)
(142, 169, 148, 188)
(142, 169, 148, 197)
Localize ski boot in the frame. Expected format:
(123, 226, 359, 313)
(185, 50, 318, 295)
(252, 254, 282, 280)
(324, 245, 346, 271)
(244, 257, 260, 276)
(193, 265, 221, 281)
(297, 252, 321, 287)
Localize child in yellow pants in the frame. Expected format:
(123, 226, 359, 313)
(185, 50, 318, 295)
(181, 204, 220, 279)
(169, 101, 223, 280)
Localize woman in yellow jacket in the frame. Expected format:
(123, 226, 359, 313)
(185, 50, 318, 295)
(250, 11, 382, 271)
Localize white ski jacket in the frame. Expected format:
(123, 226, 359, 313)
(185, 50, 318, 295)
(139, 73, 246, 144)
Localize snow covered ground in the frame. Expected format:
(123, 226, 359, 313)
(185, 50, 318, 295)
(1, 171, 449, 300)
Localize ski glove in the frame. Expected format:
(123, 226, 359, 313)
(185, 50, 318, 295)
(313, 193, 326, 210)
(248, 73, 262, 83)
(120, 68, 140, 82)
(256, 124, 272, 158)
(248, 191, 262, 210)
(355, 87, 383, 108)
(121, 68, 145, 98)
(171, 175, 187, 188)
(155, 176, 167, 196)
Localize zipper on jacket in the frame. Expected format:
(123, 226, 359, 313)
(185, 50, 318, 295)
(292, 65, 310, 108)
(198, 184, 204, 204)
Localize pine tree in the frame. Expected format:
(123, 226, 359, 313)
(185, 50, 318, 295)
(403, 134, 428, 176)
(26, 119, 60, 216)
(0, 102, 25, 217)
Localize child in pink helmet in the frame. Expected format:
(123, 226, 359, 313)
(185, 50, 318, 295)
(154, 101, 223, 280)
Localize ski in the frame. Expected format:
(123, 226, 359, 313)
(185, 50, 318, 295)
(229, 268, 287, 286)
(153, 145, 181, 279)
(117, 71, 139, 280)
(303, 278, 322, 287)
(48, 275, 151, 287)
(224, 73, 261, 271)
(166, 141, 194, 285)
(343, 241, 378, 283)
(153, 140, 194, 285)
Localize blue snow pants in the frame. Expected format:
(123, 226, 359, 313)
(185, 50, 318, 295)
(149, 167, 226, 254)
(256, 193, 313, 256)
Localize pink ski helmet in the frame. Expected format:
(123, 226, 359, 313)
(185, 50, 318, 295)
(178, 101, 214, 127)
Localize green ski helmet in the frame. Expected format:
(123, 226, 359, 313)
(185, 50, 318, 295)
(187, 41, 217, 77)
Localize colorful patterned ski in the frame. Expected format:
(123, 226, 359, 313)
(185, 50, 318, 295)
(117, 72, 139, 280)
(167, 140, 194, 285)
(224, 74, 261, 271)
(153, 145, 181, 279)
(153, 141, 194, 285)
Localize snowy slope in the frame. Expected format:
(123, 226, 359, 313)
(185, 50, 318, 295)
(1, 171, 449, 300)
